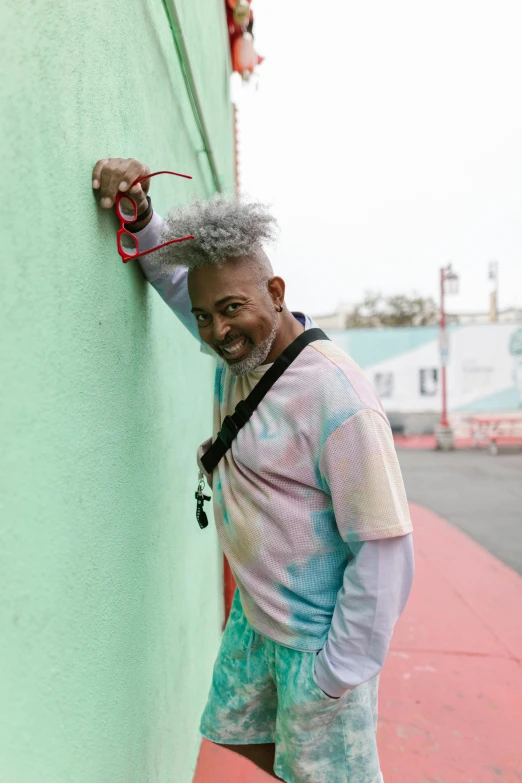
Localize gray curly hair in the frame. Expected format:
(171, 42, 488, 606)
(156, 194, 278, 271)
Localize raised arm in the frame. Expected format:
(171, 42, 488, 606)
(132, 211, 198, 340)
(92, 157, 198, 341)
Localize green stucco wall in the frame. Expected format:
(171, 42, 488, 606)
(0, 1, 234, 782)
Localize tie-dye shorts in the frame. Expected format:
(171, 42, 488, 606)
(200, 591, 383, 783)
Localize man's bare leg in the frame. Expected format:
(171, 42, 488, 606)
(220, 743, 283, 780)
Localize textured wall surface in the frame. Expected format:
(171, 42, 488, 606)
(0, 1, 233, 781)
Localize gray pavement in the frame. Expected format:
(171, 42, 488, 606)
(397, 448, 522, 575)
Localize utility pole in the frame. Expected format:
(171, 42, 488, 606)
(435, 263, 459, 450)
(488, 260, 499, 323)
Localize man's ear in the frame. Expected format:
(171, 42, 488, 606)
(268, 276, 286, 307)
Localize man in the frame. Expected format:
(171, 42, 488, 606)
(93, 158, 414, 783)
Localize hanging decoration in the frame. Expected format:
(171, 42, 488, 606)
(233, 0, 251, 25)
(225, 0, 264, 81)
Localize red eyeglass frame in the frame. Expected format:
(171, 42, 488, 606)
(115, 170, 195, 263)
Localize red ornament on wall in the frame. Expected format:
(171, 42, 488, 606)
(227, 0, 251, 10)
(225, 0, 262, 81)
(233, 0, 251, 25)
(232, 32, 257, 76)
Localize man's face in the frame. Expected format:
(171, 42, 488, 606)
(188, 258, 280, 374)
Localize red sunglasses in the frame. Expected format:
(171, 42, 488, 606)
(115, 170, 195, 263)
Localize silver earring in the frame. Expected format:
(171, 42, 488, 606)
(276, 305, 283, 312)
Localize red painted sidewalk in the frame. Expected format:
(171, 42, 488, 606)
(193, 503, 522, 782)
(394, 434, 475, 450)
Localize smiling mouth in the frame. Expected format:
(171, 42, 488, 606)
(220, 336, 249, 360)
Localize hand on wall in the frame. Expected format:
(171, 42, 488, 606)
(92, 157, 151, 214)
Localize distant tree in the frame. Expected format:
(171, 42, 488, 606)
(345, 292, 439, 328)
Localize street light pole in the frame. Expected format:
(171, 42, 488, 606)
(436, 263, 458, 450)
(488, 260, 499, 323)
(440, 266, 449, 429)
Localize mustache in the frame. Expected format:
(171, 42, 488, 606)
(216, 333, 251, 348)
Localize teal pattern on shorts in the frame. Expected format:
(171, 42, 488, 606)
(200, 592, 383, 783)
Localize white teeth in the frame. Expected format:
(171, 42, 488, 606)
(222, 338, 246, 355)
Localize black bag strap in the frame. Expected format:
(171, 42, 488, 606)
(201, 327, 329, 474)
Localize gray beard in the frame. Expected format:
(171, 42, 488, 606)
(226, 320, 278, 376)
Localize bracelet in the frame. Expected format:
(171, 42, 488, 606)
(124, 195, 152, 228)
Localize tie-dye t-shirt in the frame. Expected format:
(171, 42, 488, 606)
(205, 317, 412, 652)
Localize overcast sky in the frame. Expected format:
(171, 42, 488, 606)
(234, 0, 522, 317)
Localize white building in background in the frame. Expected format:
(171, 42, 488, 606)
(321, 322, 522, 434)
